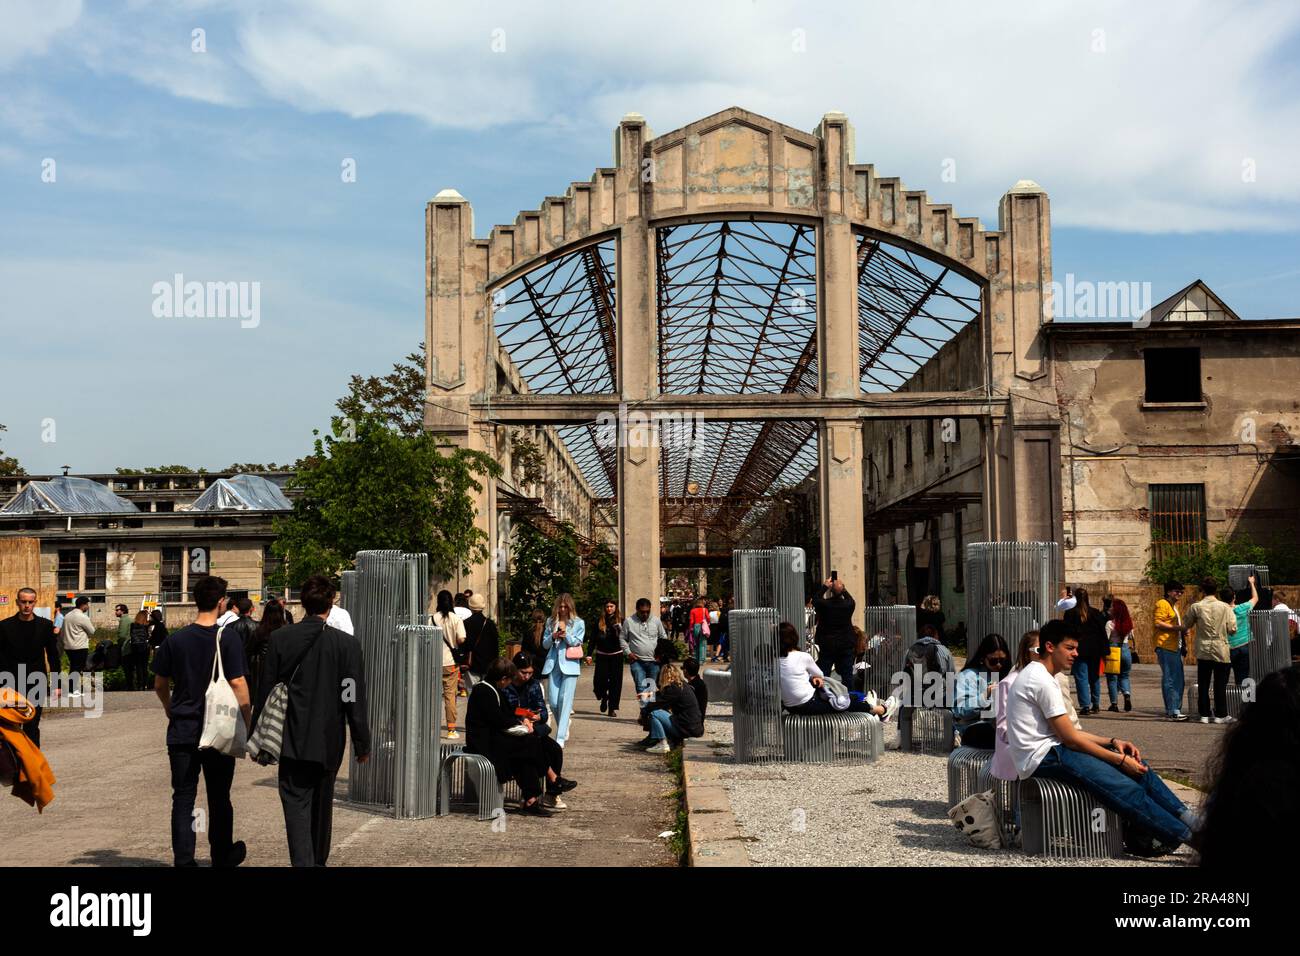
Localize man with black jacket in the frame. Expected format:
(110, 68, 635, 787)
(812, 576, 856, 688)
(253, 575, 370, 866)
(226, 597, 259, 699)
(0, 587, 61, 746)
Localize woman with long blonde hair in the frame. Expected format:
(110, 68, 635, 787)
(541, 592, 585, 747)
(642, 661, 704, 753)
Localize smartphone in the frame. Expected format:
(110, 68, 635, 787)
(830, 569, 838, 581)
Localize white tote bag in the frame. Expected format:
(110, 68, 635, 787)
(199, 625, 247, 758)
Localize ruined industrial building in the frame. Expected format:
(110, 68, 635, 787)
(419, 106, 1300, 649)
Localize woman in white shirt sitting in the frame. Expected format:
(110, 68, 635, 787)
(778, 622, 898, 719)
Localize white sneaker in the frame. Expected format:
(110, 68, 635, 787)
(882, 695, 902, 723)
(865, 690, 879, 709)
(1198, 716, 1210, 724)
(543, 793, 568, 811)
(1213, 716, 1235, 724)
(645, 739, 671, 754)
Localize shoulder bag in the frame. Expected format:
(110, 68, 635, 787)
(199, 625, 247, 758)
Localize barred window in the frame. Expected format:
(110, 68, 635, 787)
(1149, 483, 1207, 561)
(84, 548, 107, 591)
(57, 549, 79, 593)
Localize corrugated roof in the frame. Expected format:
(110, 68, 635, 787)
(190, 474, 292, 511)
(0, 476, 140, 515)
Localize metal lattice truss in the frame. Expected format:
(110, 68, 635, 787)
(857, 232, 981, 391)
(655, 221, 820, 511)
(494, 240, 617, 394)
(490, 222, 982, 548)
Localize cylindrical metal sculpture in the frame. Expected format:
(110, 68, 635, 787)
(1248, 607, 1290, 684)
(965, 542, 1061, 657)
(730, 607, 782, 764)
(734, 546, 807, 641)
(861, 605, 914, 699)
(347, 550, 436, 816)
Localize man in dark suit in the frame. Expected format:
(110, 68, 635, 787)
(0, 587, 60, 746)
(253, 574, 370, 866)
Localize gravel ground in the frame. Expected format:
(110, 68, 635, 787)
(702, 702, 1194, 867)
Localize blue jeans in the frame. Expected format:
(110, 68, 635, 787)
(1072, 659, 1101, 710)
(1156, 648, 1185, 716)
(629, 659, 660, 710)
(646, 709, 681, 744)
(1105, 644, 1132, 703)
(1034, 745, 1191, 848)
(1229, 645, 1250, 686)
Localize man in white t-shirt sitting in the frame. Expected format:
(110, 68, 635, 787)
(1006, 620, 1197, 852)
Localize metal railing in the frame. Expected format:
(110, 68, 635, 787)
(965, 542, 1060, 657)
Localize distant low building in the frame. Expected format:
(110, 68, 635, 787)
(0, 471, 298, 628)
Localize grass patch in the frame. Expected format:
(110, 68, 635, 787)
(665, 748, 688, 864)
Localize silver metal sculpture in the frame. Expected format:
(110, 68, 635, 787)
(701, 667, 733, 703)
(730, 606, 879, 764)
(437, 752, 504, 822)
(861, 605, 914, 699)
(1228, 564, 1270, 590)
(1019, 777, 1124, 859)
(730, 608, 784, 764)
(1184, 683, 1245, 719)
(898, 705, 955, 754)
(733, 546, 808, 642)
(347, 550, 436, 816)
(1249, 607, 1290, 684)
(947, 746, 994, 808)
(965, 541, 1060, 657)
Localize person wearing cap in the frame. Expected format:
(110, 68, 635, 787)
(463, 593, 501, 685)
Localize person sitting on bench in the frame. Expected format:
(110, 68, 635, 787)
(1005, 620, 1197, 852)
(954, 633, 1011, 749)
(779, 622, 899, 720)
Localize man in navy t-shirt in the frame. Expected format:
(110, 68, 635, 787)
(152, 575, 251, 867)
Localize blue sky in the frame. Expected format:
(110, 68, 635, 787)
(2, 0, 1299, 474)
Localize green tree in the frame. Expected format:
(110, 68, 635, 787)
(576, 542, 619, 636)
(1144, 531, 1300, 589)
(222, 462, 295, 473)
(337, 342, 427, 438)
(271, 341, 499, 587)
(503, 517, 580, 646)
(115, 465, 206, 475)
(0, 424, 24, 477)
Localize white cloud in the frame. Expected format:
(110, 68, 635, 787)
(0, 0, 81, 66)
(224, 0, 1300, 232)
(8, 0, 1300, 232)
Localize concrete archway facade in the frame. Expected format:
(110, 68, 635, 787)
(425, 107, 1061, 624)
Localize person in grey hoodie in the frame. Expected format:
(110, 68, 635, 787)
(624, 597, 668, 712)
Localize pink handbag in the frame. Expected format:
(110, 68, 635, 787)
(564, 645, 584, 660)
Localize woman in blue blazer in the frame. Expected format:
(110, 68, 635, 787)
(542, 593, 585, 747)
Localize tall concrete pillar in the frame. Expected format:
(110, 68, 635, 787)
(425, 189, 497, 605)
(986, 180, 1061, 543)
(817, 113, 865, 624)
(614, 115, 661, 614)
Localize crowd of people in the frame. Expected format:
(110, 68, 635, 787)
(5, 564, 1298, 864)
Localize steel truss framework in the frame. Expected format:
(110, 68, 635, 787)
(491, 221, 983, 551)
